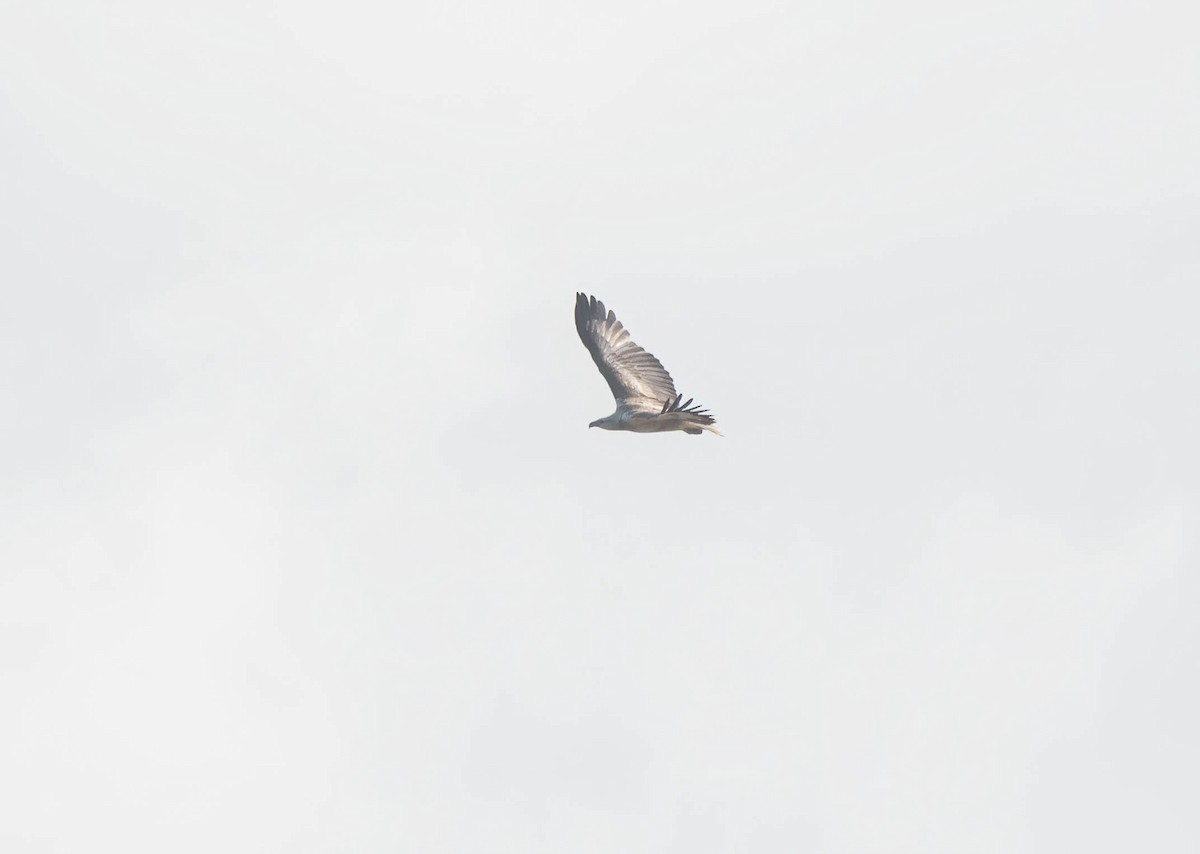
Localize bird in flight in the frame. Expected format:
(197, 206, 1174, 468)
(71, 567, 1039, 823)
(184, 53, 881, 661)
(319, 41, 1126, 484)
(575, 293, 723, 436)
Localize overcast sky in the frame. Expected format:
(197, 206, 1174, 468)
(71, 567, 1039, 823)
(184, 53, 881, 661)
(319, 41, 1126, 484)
(2, 1, 1198, 851)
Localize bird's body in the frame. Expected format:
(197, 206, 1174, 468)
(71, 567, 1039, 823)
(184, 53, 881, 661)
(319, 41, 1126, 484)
(574, 293, 723, 436)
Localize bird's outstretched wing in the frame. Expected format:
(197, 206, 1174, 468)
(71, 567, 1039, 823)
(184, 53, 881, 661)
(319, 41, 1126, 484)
(575, 293, 677, 408)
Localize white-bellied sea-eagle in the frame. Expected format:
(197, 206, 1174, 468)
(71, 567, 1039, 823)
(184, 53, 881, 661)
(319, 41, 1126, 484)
(575, 293, 723, 436)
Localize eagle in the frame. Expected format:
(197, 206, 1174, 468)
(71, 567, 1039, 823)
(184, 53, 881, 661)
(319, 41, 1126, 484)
(575, 293, 723, 436)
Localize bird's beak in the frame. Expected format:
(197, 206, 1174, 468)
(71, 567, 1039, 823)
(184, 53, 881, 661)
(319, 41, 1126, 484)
(588, 421, 597, 428)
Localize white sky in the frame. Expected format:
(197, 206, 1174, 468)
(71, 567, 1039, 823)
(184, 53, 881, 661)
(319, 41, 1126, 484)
(2, 1, 1198, 851)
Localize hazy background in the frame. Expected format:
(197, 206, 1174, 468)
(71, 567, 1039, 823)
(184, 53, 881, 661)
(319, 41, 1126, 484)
(2, 1, 1197, 851)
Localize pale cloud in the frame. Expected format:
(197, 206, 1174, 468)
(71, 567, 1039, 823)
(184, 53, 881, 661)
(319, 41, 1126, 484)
(1, 1, 1197, 851)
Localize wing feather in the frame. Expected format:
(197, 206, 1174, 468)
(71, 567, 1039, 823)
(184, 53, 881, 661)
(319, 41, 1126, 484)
(575, 293, 677, 408)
